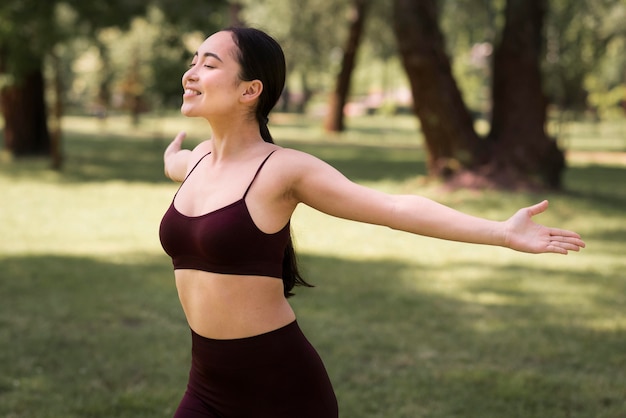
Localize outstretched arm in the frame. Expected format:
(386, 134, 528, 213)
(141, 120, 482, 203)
(164, 131, 192, 182)
(284, 150, 585, 255)
(387, 196, 584, 254)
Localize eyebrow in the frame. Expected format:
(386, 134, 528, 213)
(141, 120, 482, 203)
(193, 51, 223, 62)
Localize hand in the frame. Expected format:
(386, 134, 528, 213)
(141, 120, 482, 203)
(164, 131, 191, 181)
(503, 200, 585, 254)
(165, 131, 187, 157)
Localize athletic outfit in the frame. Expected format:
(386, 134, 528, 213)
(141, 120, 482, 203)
(159, 151, 338, 417)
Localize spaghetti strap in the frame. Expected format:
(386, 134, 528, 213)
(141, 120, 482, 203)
(243, 151, 277, 198)
(174, 152, 211, 196)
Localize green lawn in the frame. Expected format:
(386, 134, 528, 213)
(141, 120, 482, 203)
(1, 113, 625, 417)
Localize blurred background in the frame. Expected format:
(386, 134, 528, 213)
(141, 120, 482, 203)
(1, 0, 624, 181)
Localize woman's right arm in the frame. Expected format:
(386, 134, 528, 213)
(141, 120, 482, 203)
(164, 132, 192, 182)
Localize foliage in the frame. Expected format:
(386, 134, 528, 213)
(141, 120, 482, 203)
(543, 0, 626, 113)
(63, 1, 228, 114)
(0, 0, 144, 81)
(0, 1, 55, 83)
(434, 0, 626, 116)
(239, 0, 349, 97)
(0, 0, 228, 139)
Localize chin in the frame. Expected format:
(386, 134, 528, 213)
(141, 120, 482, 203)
(180, 105, 196, 117)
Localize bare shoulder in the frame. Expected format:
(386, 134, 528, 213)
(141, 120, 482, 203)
(256, 147, 323, 199)
(191, 140, 213, 158)
(268, 146, 353, 200)
(270, 147, 329, 175)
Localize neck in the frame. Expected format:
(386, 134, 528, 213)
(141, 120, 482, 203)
(208, 118, 265, 160)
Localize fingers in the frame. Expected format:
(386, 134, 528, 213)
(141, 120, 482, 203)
(173, 131, 187, 144)
(546, 244, 568, 255)
(546, 234, 586, 254)
(525, 202, 586, 254)
(549, 227, 585, 247)
(527, 200, 549, 217)
(165, 131, 187, 155)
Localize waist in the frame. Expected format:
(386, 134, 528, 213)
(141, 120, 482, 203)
(174, 269, 296, 339)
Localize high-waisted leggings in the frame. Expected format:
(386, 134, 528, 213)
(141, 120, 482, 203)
(174, 320, 338, 417)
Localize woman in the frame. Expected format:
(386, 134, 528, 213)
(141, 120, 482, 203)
(159, 27, 584, 418)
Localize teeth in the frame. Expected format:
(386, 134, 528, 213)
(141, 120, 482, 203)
(185, 89, 200, 95)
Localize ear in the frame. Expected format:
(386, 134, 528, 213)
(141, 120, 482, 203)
(240, 80, 263, 103)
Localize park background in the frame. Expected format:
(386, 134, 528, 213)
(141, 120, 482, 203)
(1, 1, 625, 417)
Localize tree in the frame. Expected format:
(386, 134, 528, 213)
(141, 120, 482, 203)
(393, 0, 565, 189)
(393, 0, 485, 179)
(0, 0, 147, 159)
(544, 0, 626, 115)
(324, 0, 370, 132)
(0, 1, 58, 156)
(240, 0, 347, 113)
(488, 0, 564, 189)
(0, 0, 227, 163)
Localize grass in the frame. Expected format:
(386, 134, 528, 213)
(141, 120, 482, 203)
(1, 112, 625, 417)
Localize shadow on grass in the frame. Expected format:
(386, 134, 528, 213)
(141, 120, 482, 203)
(295, 254, 625, 418)
(59, 132, 429, 185)
(60, 132, 169, 184)
(2, 252, 623, 418)
(0, 131, 169, 184)
(3, 125, 625, 209)
(1, 131, 427, 185)
(281, 139, 428, 183)
(564, 164, 626, 212)
(0, 253, 189, 418)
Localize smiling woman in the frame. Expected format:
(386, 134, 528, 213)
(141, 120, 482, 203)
(158, 26, 585, 418)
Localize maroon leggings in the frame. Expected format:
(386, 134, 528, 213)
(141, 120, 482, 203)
(174, 321, 338, 417)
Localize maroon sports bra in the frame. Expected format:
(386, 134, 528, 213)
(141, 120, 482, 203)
(159, 151, 289, 279)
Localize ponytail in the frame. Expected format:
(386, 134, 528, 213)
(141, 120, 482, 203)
(258, 114, 274, 144)
(282, 236, 314, 298)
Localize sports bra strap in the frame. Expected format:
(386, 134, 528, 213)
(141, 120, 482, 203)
(184, 152, 211, 182)
(243, 150, 277, 198)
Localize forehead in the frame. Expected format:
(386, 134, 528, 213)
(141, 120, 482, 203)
(196, 31, 237, 60)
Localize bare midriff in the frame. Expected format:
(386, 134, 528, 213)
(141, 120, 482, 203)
(174, 269, 296, 340)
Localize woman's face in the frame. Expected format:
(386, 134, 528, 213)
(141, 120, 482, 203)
(181, 31, 244, 119)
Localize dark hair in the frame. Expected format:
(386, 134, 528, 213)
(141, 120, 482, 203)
(226, 26, 284, 144)
(226, 27, 312, 297)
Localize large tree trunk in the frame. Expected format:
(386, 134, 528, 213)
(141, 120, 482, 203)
(0, 67, 50, 156)
(392, 0, 485, 178)
(324, 0, 370, 133)
(393, 0, 565, 190)
(488, 0, 564, 189)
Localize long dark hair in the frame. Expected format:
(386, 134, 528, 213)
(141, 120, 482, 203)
(226, 26, 313, 297)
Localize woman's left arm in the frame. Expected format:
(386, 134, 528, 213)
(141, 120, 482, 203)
(285, 150, 585, 255)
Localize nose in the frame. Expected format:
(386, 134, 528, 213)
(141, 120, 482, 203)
(183, 67, 199, 85)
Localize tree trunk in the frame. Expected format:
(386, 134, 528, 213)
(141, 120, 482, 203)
(488, 0, 564, 189)
(0, 67, 50, 157)
(393, 0, 565, 190)
(49, 50, 64, 170)
(324, 0, 370, 133)
(392, 0, 484, 177)
(295, 72, 312, 114)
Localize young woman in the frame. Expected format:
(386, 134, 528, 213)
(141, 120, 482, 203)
(159, 27, 585, 418)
